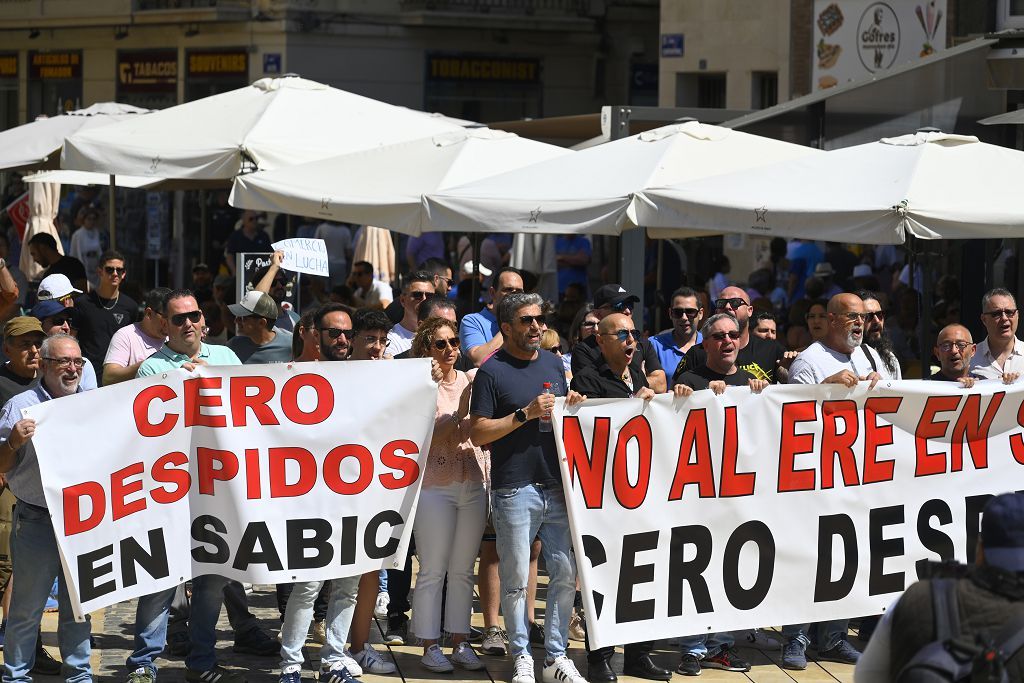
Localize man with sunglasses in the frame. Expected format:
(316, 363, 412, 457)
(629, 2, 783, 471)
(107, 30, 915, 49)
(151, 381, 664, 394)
(930, 324, 978, 386)
(388, 271, 435, 356)
(571, 284, 666, 393)
(73, 250, 137, 384)
(102, 287, 169, 385)
(970, 288, 1024, 381)
(650, 286, 703, 376)
(460, 267, 525, 367)
(227, 290, 294, 364)
(856, 290, 901, 380)
(315, 303, 355, 362)
(419, 257, 455, 297)
(673, 314, 767, 399)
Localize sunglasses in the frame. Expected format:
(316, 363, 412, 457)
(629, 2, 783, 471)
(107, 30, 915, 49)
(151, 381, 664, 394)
(670, 307, 700, 319)
(435, 276, 453, 287)
(433, 338, 461, 351)
(600, 300, 631, 313)
(169, 310, 202, 326)
(709, 330, 741, 341)
(320, 327, 355, 340)
(518, 315, 544, 326)
(603, 329, 640, 343)
(408, 291, 431, 301)
(865, 311, 886, 321)
(714, 297, 748, 310)
(47, 315, 73, 327)
(104, 266, 126, 276)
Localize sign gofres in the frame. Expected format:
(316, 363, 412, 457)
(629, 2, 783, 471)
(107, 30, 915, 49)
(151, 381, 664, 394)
(554, 381, 1022, 649)
(28, 360, 437, 619)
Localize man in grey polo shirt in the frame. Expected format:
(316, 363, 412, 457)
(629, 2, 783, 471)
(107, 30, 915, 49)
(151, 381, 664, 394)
(226, 290, 293, 365)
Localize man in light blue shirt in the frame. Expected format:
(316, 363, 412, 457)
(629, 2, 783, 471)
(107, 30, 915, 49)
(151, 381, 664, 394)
(459, 267, 523, 366)
(649, 286, 703, 378)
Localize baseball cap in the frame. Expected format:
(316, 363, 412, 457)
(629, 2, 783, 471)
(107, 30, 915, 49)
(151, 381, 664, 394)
(813, 262, 835, 277)
(3, 316, 43, 340)
(852, 264, 873, 279)
(37, 274, 82, 301)
(228, 290, 279, 320)
(593, 284, 639, 310)
(463, 261, 492, 277)
(31, 299, 67, 321)
(981, 492, 1024, 572)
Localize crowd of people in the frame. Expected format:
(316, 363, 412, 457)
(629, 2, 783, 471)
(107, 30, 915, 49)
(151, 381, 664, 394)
(0, 213, 1019, 683)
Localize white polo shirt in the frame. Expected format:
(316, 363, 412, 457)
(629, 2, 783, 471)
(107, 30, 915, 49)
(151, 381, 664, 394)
(969, 337, 1024, 380)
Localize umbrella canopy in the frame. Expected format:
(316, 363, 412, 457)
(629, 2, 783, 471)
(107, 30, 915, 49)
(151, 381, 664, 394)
(62, 76, 465, 180)
(24, 170, 160, 189)
(229, 128, 570, 236)
(636, 131, 1024, 245)
(0, 102, 150, 172)
(420, 121, 820, 235)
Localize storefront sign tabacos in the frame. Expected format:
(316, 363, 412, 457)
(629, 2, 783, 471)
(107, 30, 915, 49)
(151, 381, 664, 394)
(118, 51, 177, 92)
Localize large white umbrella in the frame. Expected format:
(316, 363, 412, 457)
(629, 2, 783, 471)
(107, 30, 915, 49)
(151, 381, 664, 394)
(61, 76, 465, 181)
(636, 131, 1024, 245)
(420, 121, 820, 235)
(229, 128, 570, 235)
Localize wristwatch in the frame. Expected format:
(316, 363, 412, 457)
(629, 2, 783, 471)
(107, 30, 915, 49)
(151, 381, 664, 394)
(514, 408, 528, 423)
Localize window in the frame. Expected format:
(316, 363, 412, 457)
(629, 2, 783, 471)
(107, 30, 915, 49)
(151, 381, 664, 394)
(675, 72, 726, 108)
(752, 71, 778, 109)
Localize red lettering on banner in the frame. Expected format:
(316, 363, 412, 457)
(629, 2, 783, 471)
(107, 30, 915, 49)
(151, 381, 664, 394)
(184, 377, 227, 428)
(269, 447, 316, 497)
(719, 406, 755, 497)
(612, 416, 652, 509)
(949, 392, 1003, 471)
(63, 481, 105, 535)
(111, 462, 146, 521)
(378, 440, 420, 489)
(915, 395, 961, 476)
(245, 448, 261, 499)
(280, 374, 333, 425)
(820, 400, 860, 489)
(324, 444, 373, 494)
(563, 416, 609, 509)
(151, 451, 190, 504)
(778, 401, 817, 492)
(230, 376, 280, 426)
(1010, 397, 1024, 464)
(864, 396, 900, 484)
(133, 385, 178, 437)
(668, 409, 714, 500)
(197, 447, 239, 494)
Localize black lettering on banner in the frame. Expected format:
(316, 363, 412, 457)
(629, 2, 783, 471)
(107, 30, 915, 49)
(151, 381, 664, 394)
(233, 521, 284, 571)
(868, 505, 905, 595)
(340, 515, 357, 565)
(581, 535, 607, 618)
(78, 544, 116, 603)
(121, 528, 169, 588)
(814, 514, 857, 602)
(964, 493, 993, 565)
(667, 525, 713, 616)
(364, 510, 402, 559)
(615, 531, 657, 623)
(916, 499, 954, 578)
(287, 518, 334, 569)
(191, 514, 230, 564)
(722, 521, 775, 610)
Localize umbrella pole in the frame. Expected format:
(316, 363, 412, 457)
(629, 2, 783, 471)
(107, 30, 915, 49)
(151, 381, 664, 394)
(199, 190, 208, 266)
(108, 174, 117, 251)
(909, 236, 933, 379)
(471, 232, 480, 310)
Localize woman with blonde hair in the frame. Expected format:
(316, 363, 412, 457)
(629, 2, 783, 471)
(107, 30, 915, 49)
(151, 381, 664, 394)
(409, 317, 489, 673)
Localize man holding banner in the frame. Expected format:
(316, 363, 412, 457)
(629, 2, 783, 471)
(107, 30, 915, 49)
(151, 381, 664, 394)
(0, 334, 92, 683)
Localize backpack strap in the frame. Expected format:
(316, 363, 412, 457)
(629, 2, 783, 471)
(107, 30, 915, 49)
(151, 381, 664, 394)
(864, 346, 879, 374)
(930, 578, 961, 642)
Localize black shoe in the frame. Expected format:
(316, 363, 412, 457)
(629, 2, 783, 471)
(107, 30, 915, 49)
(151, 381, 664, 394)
(167, 630, 191, 657)
(622, 655, 672, 681)
(232, 627, 279, 656)
(588, 659, 617, 683)
(32, 642, 62, 676)
(529, 621, 545, 645)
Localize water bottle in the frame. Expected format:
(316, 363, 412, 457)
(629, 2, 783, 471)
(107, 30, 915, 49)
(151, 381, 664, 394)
(538, 382, 553, 432)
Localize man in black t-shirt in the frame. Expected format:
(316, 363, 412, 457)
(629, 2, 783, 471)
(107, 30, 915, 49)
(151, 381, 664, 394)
(930, 323, 978, 386)
(73, 251, 137, 383)
(470, 292, 587, 683)
(674, 285, 787, 385)
(571, 284, 665, 392)
(674, 313, 767, 397)
(26, 233, 88, 294)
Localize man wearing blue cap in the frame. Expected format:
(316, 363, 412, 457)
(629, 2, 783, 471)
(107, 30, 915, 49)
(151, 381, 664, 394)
(30, 299, 98, 391)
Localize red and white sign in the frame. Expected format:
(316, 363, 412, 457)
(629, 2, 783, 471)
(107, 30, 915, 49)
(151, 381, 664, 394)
(4, 191, 29, 241)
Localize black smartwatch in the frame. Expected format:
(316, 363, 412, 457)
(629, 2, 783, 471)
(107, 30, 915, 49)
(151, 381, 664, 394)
(514, 408, 528, 423)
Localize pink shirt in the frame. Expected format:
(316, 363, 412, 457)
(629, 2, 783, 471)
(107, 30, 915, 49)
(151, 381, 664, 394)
(424, 370, 489, 489)
(104, 322, 165, 367)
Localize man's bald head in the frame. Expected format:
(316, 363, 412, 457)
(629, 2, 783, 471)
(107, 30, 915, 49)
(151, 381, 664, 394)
(935, 323, 975, 380)
(595, 313, 637, 369)
(825, 293, 866, 353)
(598, 313, 631, 336)
(715, 285, 752, 330)
(828, 293, 863, 315)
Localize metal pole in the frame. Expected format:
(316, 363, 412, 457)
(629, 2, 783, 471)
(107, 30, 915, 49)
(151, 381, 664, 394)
(610, 106, 646, 326)
(199, 190, 208, 265)
(471, 232, 480, 310)
(108, 175, 117, 251)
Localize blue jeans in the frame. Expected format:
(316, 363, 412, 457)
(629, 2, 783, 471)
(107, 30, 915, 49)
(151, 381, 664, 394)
(679, 632, 733, 659)
(378, 569, 387, 594)
(280, 576, 360, 672)
(127, 587, 175, 673)
(782, 620, 849, 650)
(491, 483, 576, 660)
(2, 502, 91, 683)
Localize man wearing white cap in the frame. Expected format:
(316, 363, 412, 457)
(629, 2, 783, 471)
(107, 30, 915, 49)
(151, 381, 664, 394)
(35, 273, 81, 306)
(227, 290, 293, 364)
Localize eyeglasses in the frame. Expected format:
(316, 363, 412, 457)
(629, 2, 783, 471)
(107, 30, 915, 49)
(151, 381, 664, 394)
(670, 307, 700, 319)
(714, 297, 748, 310)
(600, 300, 631, 313)
(43, 356, 85, 369)
(407, 291, 431, 301)
(709, 330, 741, 341)
(433, 338, 461, 350)
(602, 329, 640, 343)
(320, 327, 355, 340)
(844, 313, 869, 322)
(359, 335, 390, 347)
(518, 315, 544, 326)
(103, 266, 126, 276)
(939, 341, 973, 352)
(984, 308, 1018, 319)
(865, 311, 886, 321)
(169, 310, 202, 326)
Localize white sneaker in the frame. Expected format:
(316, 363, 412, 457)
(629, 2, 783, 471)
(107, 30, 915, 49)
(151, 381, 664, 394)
(421, 644, 454, 673)
(339, 651, 363, 677)
(354, 644, 397, 675)
(373, 591, 390, 620)
(451, 642, 484, 671)
(743, 628, 781, 649)
(542, 656, 587, 683)
(512, 654, 536, 683)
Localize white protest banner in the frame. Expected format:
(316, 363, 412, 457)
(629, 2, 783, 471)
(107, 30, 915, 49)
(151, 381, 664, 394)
(271, 237, 330, 277)
(554, 380, 1024, 649)
(29, 359, 436, 619)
